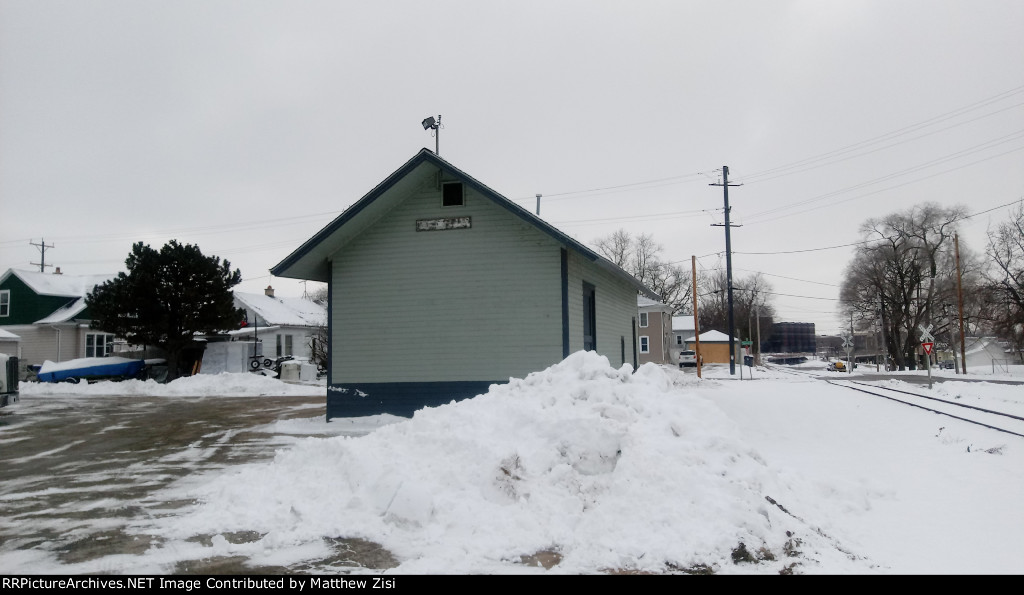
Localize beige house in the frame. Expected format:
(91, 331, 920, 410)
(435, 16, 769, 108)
(637, 296, 673, 365)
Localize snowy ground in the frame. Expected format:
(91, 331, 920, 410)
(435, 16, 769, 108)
(6, 354, 1023, 575)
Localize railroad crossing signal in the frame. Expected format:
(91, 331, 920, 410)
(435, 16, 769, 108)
(842, 335, 854, 349)
(919, 324, 935, 344)
(922, 342, 934, 355)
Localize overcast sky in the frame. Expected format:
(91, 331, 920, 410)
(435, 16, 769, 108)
(2, 0, 1022, 335)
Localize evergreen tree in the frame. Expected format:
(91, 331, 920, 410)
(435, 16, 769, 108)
(87, 240, 244, 379)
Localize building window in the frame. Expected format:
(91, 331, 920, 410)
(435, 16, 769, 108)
(276, 334, 293, 357)
(639, 312, 648, 328)
(442, 182, 464, 207)
(0, 290, 8, 317)
(676, 335, 683, 345)
(639, 336, 650, 353)
(86, 333, 114, 358)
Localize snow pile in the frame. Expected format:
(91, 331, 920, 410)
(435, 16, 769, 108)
(141, 351, 861, 574)
(21, 372, 323, 397)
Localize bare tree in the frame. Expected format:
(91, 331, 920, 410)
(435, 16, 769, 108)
(698, 269, 776, 341)
(593, 229, 694, 313)
(840, 203, 973, 370)
(982, 202, 1024, 357)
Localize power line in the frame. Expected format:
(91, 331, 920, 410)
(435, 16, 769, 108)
(732, 85, 1024, 183)
(745, 130, 1024, 222)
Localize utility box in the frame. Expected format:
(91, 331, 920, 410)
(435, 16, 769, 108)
(0, 354, 19, 408)
(280, 360, 317, 383)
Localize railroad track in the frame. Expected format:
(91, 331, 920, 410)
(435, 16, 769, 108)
(767, 365, 1024, 439)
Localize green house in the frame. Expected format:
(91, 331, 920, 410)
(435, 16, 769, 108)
(0, 269, 116, 375)
(272, 149, 658, 419)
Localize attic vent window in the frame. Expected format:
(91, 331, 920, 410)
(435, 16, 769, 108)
(442, 182, 464, 207)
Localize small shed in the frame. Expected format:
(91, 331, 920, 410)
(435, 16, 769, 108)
(271, 149, 658, 419)
(686, 330, 735, 364)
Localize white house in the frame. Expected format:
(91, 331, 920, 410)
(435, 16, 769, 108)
(199, 286, 326, 374)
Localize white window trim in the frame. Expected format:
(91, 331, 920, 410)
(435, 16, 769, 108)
(639, 335, 650, 353)
(0, 290, 9, 317)
(86, 332, 114, 358)
(639, 312, 648, 328)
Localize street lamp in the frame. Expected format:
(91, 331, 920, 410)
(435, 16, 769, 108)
(422, 115, 440, 154)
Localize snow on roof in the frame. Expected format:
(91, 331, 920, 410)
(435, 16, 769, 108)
(234, 292, 325, 328)
(0, 328, 20, 340)
(34, 297, 88, 324)
(4, 269, 114, 298)
(672, 316, 696, 332)
(685, 330, 733, 343)
(637, 295, 669, 308)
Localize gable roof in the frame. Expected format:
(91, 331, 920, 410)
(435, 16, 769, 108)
(686, 330, 733, 343)
(637, 295, 672, 311)
(1, 269, 114, 298)
(234, 291, 326, 328)
(270, 149, 658, 299)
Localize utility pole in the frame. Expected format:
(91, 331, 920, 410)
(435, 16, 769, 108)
(849, 311, 855, 374)
(710, 166, 742, 375)
(944, 303, 959, 374)
(755, 305, 762, 367)
(30, 239, 55, 272)
(955, 234, 967, 375)
(691, 255, 703, 379)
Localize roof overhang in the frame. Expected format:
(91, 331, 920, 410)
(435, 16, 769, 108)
(271, 149, 659, 299)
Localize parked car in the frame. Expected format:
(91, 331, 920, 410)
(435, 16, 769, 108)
(939, 360, 955, 369)
(679, 350, 697, 368)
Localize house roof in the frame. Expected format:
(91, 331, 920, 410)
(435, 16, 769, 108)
(637, 296, 672, 310)
(686, 330, 733, 343)
(0, 269, 115, 325)
(672, 315, 696, 333)
(0, 328, 20, 340)
(0, 269, 114, 298)
(270, 149, 658, 299)
(234, 292, 325, 328)
(34, 297, 89, 324)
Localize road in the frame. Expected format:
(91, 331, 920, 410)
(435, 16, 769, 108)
(0, 392, 398, 574)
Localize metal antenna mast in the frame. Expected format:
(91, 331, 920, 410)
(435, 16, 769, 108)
(710, 166, 742, 375)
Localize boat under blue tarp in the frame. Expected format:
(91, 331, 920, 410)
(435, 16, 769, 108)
(36, 357, 147, 383)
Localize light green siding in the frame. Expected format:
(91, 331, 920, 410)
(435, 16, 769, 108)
(329, 177, 565, 383)
(566, 250, 638, 368)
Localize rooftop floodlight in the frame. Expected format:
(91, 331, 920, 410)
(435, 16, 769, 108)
(421, 115, 441, 154)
